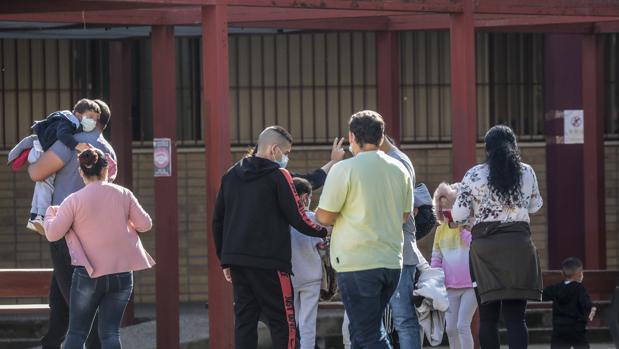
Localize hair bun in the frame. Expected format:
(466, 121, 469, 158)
(78, 149, 98, 169)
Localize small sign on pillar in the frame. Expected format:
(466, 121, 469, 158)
(564, 110, 584, 144)
(153, 138, 172, 177)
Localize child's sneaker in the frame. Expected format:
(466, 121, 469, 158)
(26, 216, 45, 235)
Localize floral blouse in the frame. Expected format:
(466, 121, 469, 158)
(452, 163, 543, 225)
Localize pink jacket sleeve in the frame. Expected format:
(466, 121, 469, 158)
(128, 190, 152, 233)
(44, 198, 76, 242)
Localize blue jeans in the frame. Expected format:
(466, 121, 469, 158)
(337, 268, 401, 349)
(64, 267, 133, 349)
(389, 265, 421, 349)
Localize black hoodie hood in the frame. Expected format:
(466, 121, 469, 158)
(234, 156, 281, 182)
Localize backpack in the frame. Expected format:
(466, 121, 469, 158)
(415, 205, 436, 240)
(413, 183, 437, 240)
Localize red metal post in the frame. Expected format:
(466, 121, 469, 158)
(544, 34, 585, 269)
(376, 31, 401, 144)
(108, 40, 133, 189)
(449, 0, 477, 181)
(108, 40, 135, 326)
(151, 25, 180, 349)
(202, 5, 235, 349)
(582, 34, 606, 269)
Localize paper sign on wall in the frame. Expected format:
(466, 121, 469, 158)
(563, 110, 584, 144)
(153, 138, 172, 177)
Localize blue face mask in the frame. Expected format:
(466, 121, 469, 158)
(275, 153, 289, 168)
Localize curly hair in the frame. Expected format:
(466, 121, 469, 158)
(484, 125, 522, 204)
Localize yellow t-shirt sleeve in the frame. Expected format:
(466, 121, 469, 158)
(318, 164, 348, 213)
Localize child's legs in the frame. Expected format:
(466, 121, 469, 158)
(446, 288, 464, 349)
(456, 288, 478, 349)
(28, 141, 43, 164)
(293, 287, 301, 326)
(297, 283, 320, 349)
(31, 174, 55, 216)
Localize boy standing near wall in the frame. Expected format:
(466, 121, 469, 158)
(543, 257, 597, 349)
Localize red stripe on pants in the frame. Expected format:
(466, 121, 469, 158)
(277, 271, 297, 349)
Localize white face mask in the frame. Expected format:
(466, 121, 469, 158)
(81, 118, 97, 132)
(348, 144, 354, 156)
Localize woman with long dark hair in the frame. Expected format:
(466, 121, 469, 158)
(452, 125, 543, 349)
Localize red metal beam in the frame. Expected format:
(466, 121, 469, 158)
(202, 4, 235, 349)
(376, 31, 401, 144)
(229, 7, 402, 23)
(450, 0, 477, 181)
(387, 14, 450, 30)
(0, 7, 402, 26)
(1, 0, 462, 14)
(0, 9, 169, 25)
(234, 16, 389, 30)
(0, 0, 162, 14)
(151, 25, 180, 349)
(388, 14, 619, 32)
(475, 0, 619, 17)
(83, 0, 212, 4)
(595, 20, 619, 32)
(1, 6, 617, 31)
(109, 40, 135, 327)
(582, 34, 606, 269)
(226, 0, 462, 13)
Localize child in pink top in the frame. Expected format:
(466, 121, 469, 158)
(44, 148, 154, 349)
(431, 182, 477, 349)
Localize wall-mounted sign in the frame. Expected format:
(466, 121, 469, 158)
(153, 138, 172, 177)
(563, 109, 584, 144)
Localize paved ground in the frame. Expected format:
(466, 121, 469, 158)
(19, 303, 617, 348)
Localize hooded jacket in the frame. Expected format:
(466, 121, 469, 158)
(213, 156, 328, 274)
(31, 110, 82, 151)
(543, 281, 593, 329)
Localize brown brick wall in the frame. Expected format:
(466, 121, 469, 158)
(0, 144, 617, 303)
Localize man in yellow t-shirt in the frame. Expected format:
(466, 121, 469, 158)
(316, 110, 413, 348)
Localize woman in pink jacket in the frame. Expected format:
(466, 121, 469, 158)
(44, 148, 155, 349)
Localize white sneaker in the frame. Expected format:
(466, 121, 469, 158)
(26, 216, 45, 235)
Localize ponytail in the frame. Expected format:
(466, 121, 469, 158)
(485, 125, 522, 204)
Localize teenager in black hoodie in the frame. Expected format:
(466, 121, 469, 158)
(213, 126, 328, 349)
(543, 257, 596, 349)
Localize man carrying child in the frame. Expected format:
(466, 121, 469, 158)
(9, 99, 101, 234)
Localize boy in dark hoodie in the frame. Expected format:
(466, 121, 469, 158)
(213, 125, 328, 349)
(543, 257, 596, 349)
